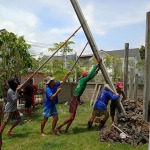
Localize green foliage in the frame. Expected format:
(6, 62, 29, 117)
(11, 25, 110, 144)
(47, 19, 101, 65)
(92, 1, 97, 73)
(104, 54, 123, 82)
(0, 30, 32, 97)
(139, 45, 145, 59)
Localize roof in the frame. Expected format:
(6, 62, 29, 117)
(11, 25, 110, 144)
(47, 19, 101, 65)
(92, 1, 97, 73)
(41, 54, 76, 62)
(101, 48, 140, 58)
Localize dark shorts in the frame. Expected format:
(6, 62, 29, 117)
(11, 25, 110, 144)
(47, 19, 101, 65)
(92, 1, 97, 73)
(25, 98, 32, 108)
(92, 109, 109, 118)
(110, 101, 116, 116)
(3, 111, 21, 124)
(69, 97, 79, 114)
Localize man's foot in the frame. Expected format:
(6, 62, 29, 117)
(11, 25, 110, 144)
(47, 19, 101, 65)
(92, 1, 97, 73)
(51, 129, 61, 136)
(41, 133, 46, 137)
(87, 121, 92, 129)
(7, 131, 16, 137)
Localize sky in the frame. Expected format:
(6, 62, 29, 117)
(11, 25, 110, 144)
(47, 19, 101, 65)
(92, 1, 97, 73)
(0, 0, 150, 57)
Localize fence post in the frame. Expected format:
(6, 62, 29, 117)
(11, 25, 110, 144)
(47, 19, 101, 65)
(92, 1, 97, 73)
(143, 11, 150, 122)
(134, 74, 138, 100)
(128, 68, 134, 99)
(123, 43, 129, 99)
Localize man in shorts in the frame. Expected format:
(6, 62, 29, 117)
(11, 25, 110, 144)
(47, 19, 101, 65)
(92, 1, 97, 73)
(55, 59, 101, 134)
(88, 84, 120, 129)
(23, 79, 34, 121)
(0, 78, 21, 149)
(41, 71, 71, 136)
(110, 81, 126, 122)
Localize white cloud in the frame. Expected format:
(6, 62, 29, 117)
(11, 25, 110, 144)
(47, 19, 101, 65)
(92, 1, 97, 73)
(0, 0, 149, 55)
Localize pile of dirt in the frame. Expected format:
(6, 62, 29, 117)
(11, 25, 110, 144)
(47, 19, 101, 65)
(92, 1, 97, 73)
(99, 99, 149, 147)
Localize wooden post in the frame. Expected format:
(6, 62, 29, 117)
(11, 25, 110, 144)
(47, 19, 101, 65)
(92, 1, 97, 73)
(134, 74, 138, 100)
(93, 85, 101, 107)
(143, 11, 150, 122)
(123, 43, 129, 99)
(90, 84, 98, 106)
(128, 68, 134, 99)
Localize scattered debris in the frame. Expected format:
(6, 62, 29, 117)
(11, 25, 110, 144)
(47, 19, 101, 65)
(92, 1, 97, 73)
(99, 99, 149, 147)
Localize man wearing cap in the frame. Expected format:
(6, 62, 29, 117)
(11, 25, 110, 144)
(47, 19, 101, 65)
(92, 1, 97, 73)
(55, 59, 101, 134)
(41, 71, 71, 136)
(87, 84, 120, 129)
(110, 81, 126, 122)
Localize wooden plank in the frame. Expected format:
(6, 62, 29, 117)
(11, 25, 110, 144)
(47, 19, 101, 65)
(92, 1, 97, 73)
(90, 84, 98, 106)
(93, 85, 101, 107)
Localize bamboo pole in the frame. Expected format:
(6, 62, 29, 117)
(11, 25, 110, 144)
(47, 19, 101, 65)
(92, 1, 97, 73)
(20, 25, 82, 88)
(60, 42, 88, 87)
(70, 42, 88, 71)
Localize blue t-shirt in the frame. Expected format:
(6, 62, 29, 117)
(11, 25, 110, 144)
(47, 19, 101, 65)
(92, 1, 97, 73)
(44, 82, 60, 107)
(94, 89, 120, 110)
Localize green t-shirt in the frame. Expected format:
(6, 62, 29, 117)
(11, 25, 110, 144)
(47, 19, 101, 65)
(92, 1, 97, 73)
(73, 65, 98, 97)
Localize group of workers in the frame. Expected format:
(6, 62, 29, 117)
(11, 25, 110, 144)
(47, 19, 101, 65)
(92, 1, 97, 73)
(0, 58, 126, 149)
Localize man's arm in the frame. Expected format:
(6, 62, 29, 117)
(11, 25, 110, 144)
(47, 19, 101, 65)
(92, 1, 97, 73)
(104, 84, 118, 95)
(50, 88, 61, 100)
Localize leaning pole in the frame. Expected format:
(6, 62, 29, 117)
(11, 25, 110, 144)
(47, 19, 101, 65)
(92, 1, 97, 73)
(70, 0, 126, 114)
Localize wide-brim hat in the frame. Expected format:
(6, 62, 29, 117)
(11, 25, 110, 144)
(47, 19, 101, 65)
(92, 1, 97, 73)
(44, 76, 55, 85)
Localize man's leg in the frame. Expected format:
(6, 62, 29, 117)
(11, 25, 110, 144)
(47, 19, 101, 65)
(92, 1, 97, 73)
(110, 101, 116, 123)
(52, 115, 58, 132)
(99, 110, 109, 128)
(64, 113, 75, 133)
(7, 119, 21, 136)
(41, 117, 48, 136)
(88, 110, 97, 129)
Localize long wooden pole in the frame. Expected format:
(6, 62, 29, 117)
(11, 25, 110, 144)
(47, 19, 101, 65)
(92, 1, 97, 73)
(20, 25, 82, 88)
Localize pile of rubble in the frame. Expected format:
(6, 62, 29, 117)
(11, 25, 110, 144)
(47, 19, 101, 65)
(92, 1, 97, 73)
(99, 99, 149, 147)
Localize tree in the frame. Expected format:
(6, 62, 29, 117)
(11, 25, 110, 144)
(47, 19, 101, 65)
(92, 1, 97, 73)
(104, 54, 123, 82)
(0, 30, 32, 97)
(139, 45, 145, 59)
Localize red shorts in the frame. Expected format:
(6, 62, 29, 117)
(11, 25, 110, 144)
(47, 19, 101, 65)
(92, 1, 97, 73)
(69, 97, 79, 114)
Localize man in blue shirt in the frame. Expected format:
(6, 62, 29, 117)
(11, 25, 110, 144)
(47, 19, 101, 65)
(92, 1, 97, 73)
(41, 71, 71, 136)
(88, 84, 120, 129)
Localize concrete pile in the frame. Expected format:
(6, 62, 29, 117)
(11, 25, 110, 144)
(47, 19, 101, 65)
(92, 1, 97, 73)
(99, 99, 149, 147)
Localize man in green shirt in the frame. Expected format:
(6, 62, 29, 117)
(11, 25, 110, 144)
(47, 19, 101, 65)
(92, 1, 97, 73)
(55, 59, 101, 134)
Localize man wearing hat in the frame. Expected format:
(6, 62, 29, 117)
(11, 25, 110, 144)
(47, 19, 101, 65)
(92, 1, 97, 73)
(55, 59, 101, 134)
(110, 81, 126, 123)
(41, 71, 71, 136)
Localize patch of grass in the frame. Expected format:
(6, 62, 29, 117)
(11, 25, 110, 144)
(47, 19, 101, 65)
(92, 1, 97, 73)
(2, 102, 148, 150)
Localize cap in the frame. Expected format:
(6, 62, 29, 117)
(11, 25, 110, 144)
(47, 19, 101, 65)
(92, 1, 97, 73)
(82, 71, 88, 77)
(116, 82, 124, 89)
(44, 76, 55, 85)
